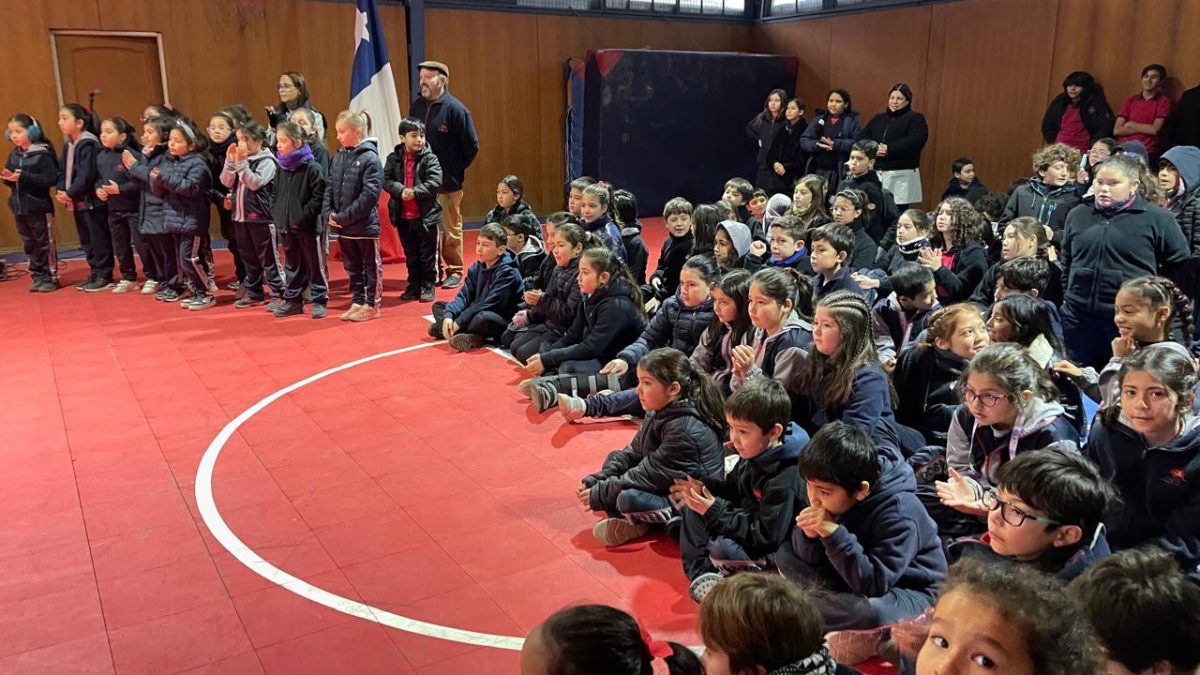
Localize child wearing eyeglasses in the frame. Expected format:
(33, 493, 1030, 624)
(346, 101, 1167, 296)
(949, 449, 1113, 581)
(935, 344, 1081, 531)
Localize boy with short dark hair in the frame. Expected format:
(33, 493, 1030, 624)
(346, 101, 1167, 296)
(746, 215, 813, 275)
(777, 421, 947, 631)
(992, 256, 1064, 341)
(383, 117, 443, 302)
(428, 222, 523, 352)
(566, 175, 596, 218)
(1000, 143, 1083, 244)
(644, 197, 694, 310)
(1071, 548, 1200, 675)
(873, 262, 937, 366)
(501, 212, 547, 291)
(722, 178, 753, 223)
(809, 223, 865, 299)
(954, 450, 1113, 581)
(746, 188, 769, 239)
(672, 379, 810, 603)
(1115, 64, 1172, 161)
(940, 157, 987, 203)
(836, 139, 897, 246)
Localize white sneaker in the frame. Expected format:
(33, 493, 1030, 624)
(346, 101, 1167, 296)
(111, 280, 138, 294)
(141, 280, 159, 295)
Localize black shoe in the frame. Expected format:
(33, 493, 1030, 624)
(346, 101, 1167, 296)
(83, 279, 115, 292)
(35, 280, 61, 293)
(74, 276, 94, 290)
(419, 284, 435, 302)
(400, 285, 420, 301)
(442, 273, 462, 289)
(273, 300, 304, 317)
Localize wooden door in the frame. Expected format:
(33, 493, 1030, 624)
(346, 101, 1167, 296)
(50, 33, 166, 248)
(55, 33, 164, 125)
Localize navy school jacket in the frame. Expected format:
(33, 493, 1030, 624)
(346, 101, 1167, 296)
(95, 146, 140, 212)
(540, 277, 646, 370)
(3, 143, 58, 216)
(442, 249, 523, 329)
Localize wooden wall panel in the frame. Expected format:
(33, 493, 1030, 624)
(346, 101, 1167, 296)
(425, 8, 754, 220)
(923, 0, 1058, 199)
(757, 19, 831, 123)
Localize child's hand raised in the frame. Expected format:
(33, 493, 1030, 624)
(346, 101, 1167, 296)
(225, 144, 238, 162)
(1050, 360, 1083, 379)
(121, 149, 137, 169)
(681, 479, 716, 515)
(731, 344, 755, 375)
(918, 247, 942, 270)
(749, 240, 768, 257)
(935, 468, 985, 515)
(797, 505, 837, 539)
(599, 359, 628, 377)
(1112, 335, 1137, 358)
(851, 272, 880, 289)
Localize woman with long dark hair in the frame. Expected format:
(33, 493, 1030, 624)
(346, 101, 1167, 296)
(862, 83, 928, 208)
(1041, 71, 1115, 152)
(746, 88, 788, 193)
(800, 88, 861, 188)
(267, 71, 326, 143)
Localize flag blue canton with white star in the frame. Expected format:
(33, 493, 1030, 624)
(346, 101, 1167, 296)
(349, 0, 403, 153)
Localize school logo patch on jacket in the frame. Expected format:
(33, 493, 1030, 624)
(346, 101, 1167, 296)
(1161, 467, 1188, 488)
(753, 488, 763, 501)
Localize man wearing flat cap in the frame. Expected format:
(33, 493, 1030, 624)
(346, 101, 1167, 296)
(410, 60, 480, 289)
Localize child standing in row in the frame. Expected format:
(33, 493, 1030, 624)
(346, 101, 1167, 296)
(57, 104, 112, 291)
(222, 122, 281, 310)
(3, 114, 60, 292)
(384, 118, 442, 303)
(271, 121, 328, 318)
(323, 110, 383, 321)
(153, 118, 215, 310)
(124, 117, 176, 300)
(96, 117, 149, 293)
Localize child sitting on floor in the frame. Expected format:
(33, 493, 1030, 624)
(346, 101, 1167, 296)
(1070, 548, 1200, 675)
(579, 348, 726, 547)
(698, 574, 858, 675)
(950, 449, 1113, 581)
(914, 558, 1102, 675)
(428, 222, 523, 352)
(521, 604, 702, 675)
(673, 379, 808, 603)
(777, 421, 947, 633)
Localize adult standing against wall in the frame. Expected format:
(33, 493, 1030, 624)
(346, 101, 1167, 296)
(862, 83, 928, 208)
(1114, 64, 1172, 166)
(267, 72, 326, 142)
(1041, 71, 1114, 153)
(746, 88, 787, 194)
(800, 88, 860, 189)
(410, 61, 479, 289)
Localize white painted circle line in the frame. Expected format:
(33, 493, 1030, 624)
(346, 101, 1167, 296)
(193, 340, 525, 651)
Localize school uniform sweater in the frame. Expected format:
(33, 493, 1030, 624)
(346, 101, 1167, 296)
(3, 144, 58, 215)
(95, 146, 140, 212)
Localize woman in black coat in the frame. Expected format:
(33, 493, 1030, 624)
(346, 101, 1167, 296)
(763, 98, 807, 196)
(746, 89, 788, 193)
(801, 88, 861, 189)
(861, 83, 928, 208)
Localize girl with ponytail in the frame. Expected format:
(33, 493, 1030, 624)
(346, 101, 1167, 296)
(578, 347, 726, 548)
(323, 109, 383, 321)
(522, 604, 702, 675)
(579, 181, 627, 261)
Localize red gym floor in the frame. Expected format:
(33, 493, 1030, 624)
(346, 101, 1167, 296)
(0, 223, 715, 674)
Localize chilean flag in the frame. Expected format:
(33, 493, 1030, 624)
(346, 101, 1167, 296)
(347, 0, 404, 263)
